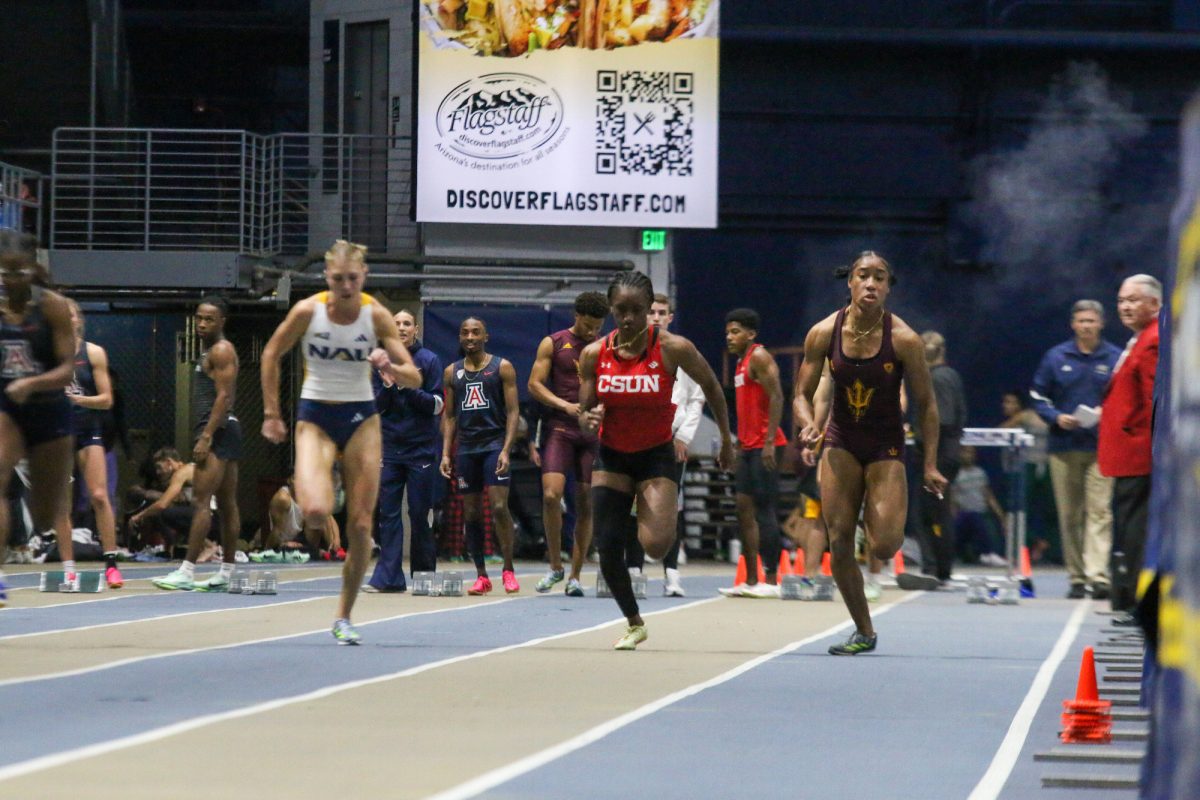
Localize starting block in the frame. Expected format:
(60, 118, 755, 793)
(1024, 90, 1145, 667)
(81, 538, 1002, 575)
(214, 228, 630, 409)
(439, 571, 464, 597)
(966, 576, 1020, 605)
(39, 570, 105, 593)
(780, 574, 836, 601)
(596, 572, 612, 598)
(412, 571, 437, 596)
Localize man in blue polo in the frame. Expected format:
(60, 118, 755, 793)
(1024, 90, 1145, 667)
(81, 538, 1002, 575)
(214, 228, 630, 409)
(366, 309, 443, 592)
(1030, 299, 1121, 600)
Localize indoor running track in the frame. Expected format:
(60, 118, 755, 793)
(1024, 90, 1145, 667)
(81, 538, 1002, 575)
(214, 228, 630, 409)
(0, 561, 1140, 799)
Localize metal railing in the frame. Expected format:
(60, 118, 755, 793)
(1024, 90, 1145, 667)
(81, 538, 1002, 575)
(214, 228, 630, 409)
(50, 128, 416, 256)
(0, 160, 45, 236)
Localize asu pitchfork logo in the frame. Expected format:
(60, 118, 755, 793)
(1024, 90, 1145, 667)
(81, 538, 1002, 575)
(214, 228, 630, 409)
(846, 379, 874, 422)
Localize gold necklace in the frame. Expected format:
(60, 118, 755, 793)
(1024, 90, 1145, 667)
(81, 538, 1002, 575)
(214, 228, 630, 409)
(616, 326, 649, 350)
(847, 308, 883, 343)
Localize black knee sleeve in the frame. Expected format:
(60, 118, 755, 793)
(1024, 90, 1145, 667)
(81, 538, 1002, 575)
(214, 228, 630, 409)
(593, 486, 640, 619)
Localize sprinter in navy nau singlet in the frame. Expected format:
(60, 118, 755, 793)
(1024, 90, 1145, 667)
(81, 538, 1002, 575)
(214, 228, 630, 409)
(794, 252, 948, 656)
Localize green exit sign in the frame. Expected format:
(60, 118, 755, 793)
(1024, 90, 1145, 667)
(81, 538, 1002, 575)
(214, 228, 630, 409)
(641, 230, 667, 251)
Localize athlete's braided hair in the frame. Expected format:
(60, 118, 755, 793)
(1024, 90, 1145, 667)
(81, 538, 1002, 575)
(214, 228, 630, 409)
(607, 270, 654, 308)
(833, 250, 896, 287)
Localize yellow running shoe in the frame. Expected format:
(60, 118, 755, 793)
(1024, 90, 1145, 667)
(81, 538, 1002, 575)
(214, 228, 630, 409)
(613, 624, 648, 651)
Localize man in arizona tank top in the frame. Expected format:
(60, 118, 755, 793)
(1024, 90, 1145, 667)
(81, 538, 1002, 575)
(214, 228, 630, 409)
(260, 240, 419, 645)
(440, 316, 521, 596)
(794, 251, 948, 656)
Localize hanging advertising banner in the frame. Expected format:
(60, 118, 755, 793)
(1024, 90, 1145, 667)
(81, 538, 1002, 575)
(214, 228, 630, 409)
(416, 0, 719, 228)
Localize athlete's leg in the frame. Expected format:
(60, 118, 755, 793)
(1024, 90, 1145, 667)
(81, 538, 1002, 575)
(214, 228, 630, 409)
(487, 484, 515, 572)
(337, 415, 382, 621)
(821, 448, 870, 634)
(635, 476, 679, 560)
(0, 414, 25, 565)
(862, 460, 908, 563)
(541, 471, 567, 572)
(571, 481, 593, 582)
(264, 488, 291, 551)
(805, 503, 828, 579)
(751, 453, 782, 584)
(406, 462, 438, 573)
(215, 460, 240, 565)
(183, 455, 227, 564)
(294, 421, 338, 542)
(78, 444, 117, 552)
(593, 470, 639, 624)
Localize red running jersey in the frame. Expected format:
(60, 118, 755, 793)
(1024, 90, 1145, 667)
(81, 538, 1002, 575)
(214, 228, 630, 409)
(735, 343, 788, 450)
(595, 328, 676, 453)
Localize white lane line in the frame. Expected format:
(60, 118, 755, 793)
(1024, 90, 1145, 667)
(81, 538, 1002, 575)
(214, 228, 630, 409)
(427, 592, 924, 800)
(4, 569, 343, 595)
(0, 595, 718, 782)
(966, 599, 1091, 800)
(0, 573, 345, 626)
(0, 596, 522, 690)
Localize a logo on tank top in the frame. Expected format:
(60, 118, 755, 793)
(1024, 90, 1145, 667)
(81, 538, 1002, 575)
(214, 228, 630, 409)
(0, 340, 39, 378)
(597, 374, 660, 394)
(462, 382, 490, 410)
(883, 362, 894, 374)
(354, 333, 370, 343)
(307, 343, 370, 362)
(314, 332, 331, 340)
(846, 379, 875, 422)
(734, 373, 745, 388)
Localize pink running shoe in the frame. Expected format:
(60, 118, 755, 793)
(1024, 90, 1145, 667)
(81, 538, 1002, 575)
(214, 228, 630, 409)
(105, 565, 124, 589)
(502, 570, 520, 594)
(468, 575, 493, 595)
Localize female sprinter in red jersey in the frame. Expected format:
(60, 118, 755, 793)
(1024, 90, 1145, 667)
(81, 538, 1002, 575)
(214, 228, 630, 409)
(577, 271, 734, 650)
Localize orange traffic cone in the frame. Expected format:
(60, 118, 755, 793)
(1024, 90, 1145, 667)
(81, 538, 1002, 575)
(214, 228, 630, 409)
(793, 548, 805, 575)
(820, 552, 832, 577)
(1019, 545, 1035, 598)
(778, 550, 793, 577)
(892, 550, 906, 576)
(1060, 646, 1112, 744)
(756, 556, 766, 583)
(733, 555, 747, 587)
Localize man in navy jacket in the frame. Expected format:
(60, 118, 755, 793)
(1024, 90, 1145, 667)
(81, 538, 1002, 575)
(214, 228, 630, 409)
(1030, 299, 1121, 599)
(367, 309, 444, 592)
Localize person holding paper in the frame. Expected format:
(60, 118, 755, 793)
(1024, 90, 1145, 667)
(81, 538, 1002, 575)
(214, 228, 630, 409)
(1030, 299, 1121, 599)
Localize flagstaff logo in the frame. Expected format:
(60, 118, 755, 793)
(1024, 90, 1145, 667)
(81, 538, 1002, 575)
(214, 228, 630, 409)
(436, 73, 563, 160)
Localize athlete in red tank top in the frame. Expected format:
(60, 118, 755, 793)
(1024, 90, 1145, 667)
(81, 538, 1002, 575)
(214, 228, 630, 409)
(595, 328, 676, 453)
(735, 343, 789, 451)
(578, 273, 733, 650)
(793, 252, 948, 656)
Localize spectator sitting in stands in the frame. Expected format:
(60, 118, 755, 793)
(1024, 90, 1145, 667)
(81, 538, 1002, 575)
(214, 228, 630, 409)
(951, 446, 1007, 567)
(127, 448, 205, 553)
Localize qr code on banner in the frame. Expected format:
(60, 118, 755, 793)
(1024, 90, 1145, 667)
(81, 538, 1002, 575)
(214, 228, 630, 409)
(595, 70, 694, 177)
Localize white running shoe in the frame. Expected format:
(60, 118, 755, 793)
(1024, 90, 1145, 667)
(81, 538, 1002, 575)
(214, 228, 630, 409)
(718, 583, 750, 597)
(663, 568, 685, 597)
(864, 577, 882, 602)
(741, 582, 781, 599)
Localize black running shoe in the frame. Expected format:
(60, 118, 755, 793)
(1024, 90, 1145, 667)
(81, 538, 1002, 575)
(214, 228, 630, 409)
(828, 631, 877, 656)
(896, 572, 941, 591)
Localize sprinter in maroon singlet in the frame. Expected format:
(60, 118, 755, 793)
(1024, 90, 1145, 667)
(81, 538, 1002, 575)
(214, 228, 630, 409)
(528, 291, 608, 596)
(578, 272, 734, 650)
(795, 251, 948, 655)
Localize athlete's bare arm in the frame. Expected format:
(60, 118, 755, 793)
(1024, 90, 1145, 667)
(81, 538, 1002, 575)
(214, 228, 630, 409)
(794, 314, 837, 449)
(891, 316, 949, 497)
(576, 341, 603, 434)
(528, 335, 576, 415)
(796, 363, 833, 468)
(260, 298, 317, 443)
(660, 332, 734, 472)
(130, 464, 195, 526)
(194, 339, 238, 464)
(748, 345, 784, 470)
(440, 363, 458, 479)
(368, 304, 421, 388)
(68, 343, 114, 411)
(497, 359, 520, 475)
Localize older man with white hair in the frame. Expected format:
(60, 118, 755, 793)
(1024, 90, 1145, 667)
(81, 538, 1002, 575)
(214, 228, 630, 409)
(1098, 274, 1161, 622)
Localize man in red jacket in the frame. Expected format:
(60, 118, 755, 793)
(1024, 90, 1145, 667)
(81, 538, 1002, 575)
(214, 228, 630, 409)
(1098, 274, 1161, 621)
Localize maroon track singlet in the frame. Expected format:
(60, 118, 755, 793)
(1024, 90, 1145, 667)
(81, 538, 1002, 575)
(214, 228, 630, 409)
(824, 307, 906, 465)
